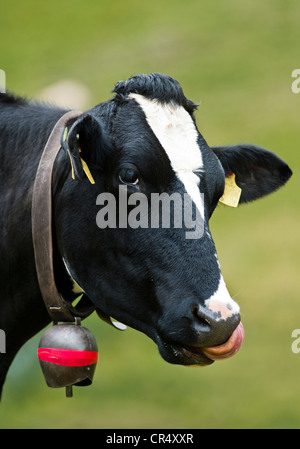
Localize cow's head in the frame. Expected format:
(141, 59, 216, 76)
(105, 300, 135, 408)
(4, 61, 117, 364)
(55, 73, 292, 366)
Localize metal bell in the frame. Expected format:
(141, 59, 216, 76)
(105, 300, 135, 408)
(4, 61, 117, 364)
(38, 318, 98, 397)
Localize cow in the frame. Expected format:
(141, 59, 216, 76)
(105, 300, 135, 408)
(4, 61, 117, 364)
(0, 73, 292, 398)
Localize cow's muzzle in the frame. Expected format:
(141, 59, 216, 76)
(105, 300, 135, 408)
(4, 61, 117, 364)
(156, 304, 244, 366)
(181, 321, 244, 364)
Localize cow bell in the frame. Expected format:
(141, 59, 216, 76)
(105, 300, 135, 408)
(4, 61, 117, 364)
(38, 318, 98, 397)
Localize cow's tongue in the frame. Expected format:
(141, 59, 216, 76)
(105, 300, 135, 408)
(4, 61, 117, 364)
(201, 322, 245, 361)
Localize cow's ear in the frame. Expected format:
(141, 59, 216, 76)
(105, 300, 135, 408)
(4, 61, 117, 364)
(211, 144, 292, 204)
(62, 113, 107, 183)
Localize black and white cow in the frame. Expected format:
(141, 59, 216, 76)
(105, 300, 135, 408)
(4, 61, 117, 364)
(0, 73, 292, 398)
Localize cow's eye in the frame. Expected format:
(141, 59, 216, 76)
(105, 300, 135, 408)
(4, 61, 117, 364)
(119, 167, 139, 185)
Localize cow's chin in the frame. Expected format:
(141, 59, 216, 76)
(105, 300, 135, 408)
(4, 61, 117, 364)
(156, 322, 245, 366)
(157, 340, 215, 366)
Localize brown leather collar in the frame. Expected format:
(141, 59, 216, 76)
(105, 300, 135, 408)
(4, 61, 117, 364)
(32, 110, 96, 323)
(32, 110, 126, 330)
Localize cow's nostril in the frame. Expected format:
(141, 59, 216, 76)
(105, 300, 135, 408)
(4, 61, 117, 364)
(190, 303, 241, 348)
(192, 305, 211, 333)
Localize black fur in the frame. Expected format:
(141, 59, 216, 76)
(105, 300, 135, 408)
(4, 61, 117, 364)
(211, 144, 292, 203)
(113, 72, 198, 113)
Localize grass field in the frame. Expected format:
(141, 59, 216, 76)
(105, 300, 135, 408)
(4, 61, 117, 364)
(0, 0, 299, 429)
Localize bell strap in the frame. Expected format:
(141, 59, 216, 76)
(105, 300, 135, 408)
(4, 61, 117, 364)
(32, 110, 96, 322)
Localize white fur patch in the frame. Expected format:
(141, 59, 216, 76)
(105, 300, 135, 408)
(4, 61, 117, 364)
(129, 93, 204, 217)
(204, 274, 240, 321)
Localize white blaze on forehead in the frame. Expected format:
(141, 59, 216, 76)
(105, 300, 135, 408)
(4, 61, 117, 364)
(205, 274, 240, 321)
(129, 93, 204, 217)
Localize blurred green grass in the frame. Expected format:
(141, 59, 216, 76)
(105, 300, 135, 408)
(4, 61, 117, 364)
(0, 0, 299, 429)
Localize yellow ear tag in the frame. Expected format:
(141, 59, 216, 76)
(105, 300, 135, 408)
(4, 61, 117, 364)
(80, 158, 95, 184)
(62, 126, 68, 143)
(219, 173, 242, 207)
(68, 149, 76, 180)
(62, 127, 76, 180)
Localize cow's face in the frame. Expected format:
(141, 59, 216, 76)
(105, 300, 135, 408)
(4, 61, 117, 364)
(55, 74, 292, 366)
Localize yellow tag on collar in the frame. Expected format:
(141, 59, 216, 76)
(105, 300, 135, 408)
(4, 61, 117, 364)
(219, 173, 242, 207)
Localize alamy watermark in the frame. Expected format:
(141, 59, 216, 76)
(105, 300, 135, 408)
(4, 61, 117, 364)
(291, 69, 300, 94)
(0, 69, 6, 93)
(0, 330, 6, 353)
(291, 329, 300, 353)
(96, 185, 205, 239)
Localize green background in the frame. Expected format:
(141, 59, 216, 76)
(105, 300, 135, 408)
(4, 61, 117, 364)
(0, 0, 299, 429)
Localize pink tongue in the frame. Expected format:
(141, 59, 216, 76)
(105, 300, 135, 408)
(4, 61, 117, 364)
(202, 322, 245, 360)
